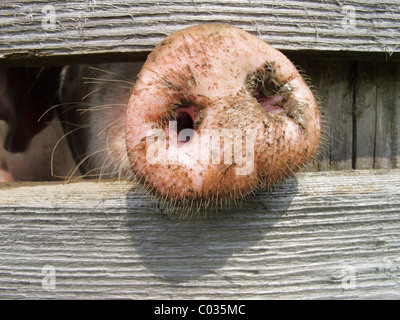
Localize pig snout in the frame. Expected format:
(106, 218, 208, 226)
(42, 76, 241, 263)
(124, 24, 321, 206)
(62, 24, 320, 207)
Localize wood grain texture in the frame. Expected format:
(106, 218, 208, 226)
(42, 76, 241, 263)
(354, 62, 377, 170)
(299, 60, 354, 171)
(375, 62, 400, 169)
(1, 169, 399, 299)
(298, 60, 400, 171)
(0, 0, 399, 66)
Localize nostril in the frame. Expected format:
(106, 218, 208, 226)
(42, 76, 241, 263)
(247, 62, 296, 116)
(256, 94, 285, 115)
(176, 110, 194, 143)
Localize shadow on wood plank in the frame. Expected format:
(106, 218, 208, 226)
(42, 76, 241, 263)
(124, 177, 298, 283)
(123, 177, 297, 284)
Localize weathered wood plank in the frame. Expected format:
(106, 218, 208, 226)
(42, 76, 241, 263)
(321, 62, 355, 170)
(0, 169, 399, 299)
(1, 0, 399, 66)
(298, 60, 400, 171)
(375, 62, 400, 169)
(354, 62, 377, 170)
(299, 60, 354, 170)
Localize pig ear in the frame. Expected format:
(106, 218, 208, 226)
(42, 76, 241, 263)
(0, 66, 63, 153)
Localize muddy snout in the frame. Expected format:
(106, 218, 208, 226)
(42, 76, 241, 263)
(125, 23, 321, 206)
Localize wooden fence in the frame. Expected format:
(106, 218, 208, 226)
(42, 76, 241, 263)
(0, 0, 399, 299)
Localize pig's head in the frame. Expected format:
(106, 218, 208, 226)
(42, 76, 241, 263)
(125, 24, 321, 207)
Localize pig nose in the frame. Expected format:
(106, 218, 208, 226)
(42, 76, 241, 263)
(124, 23, 320, 211)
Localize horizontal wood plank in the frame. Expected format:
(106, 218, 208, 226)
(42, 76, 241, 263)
(0, 169, 399, 299)
(1, 0, 400, 66)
